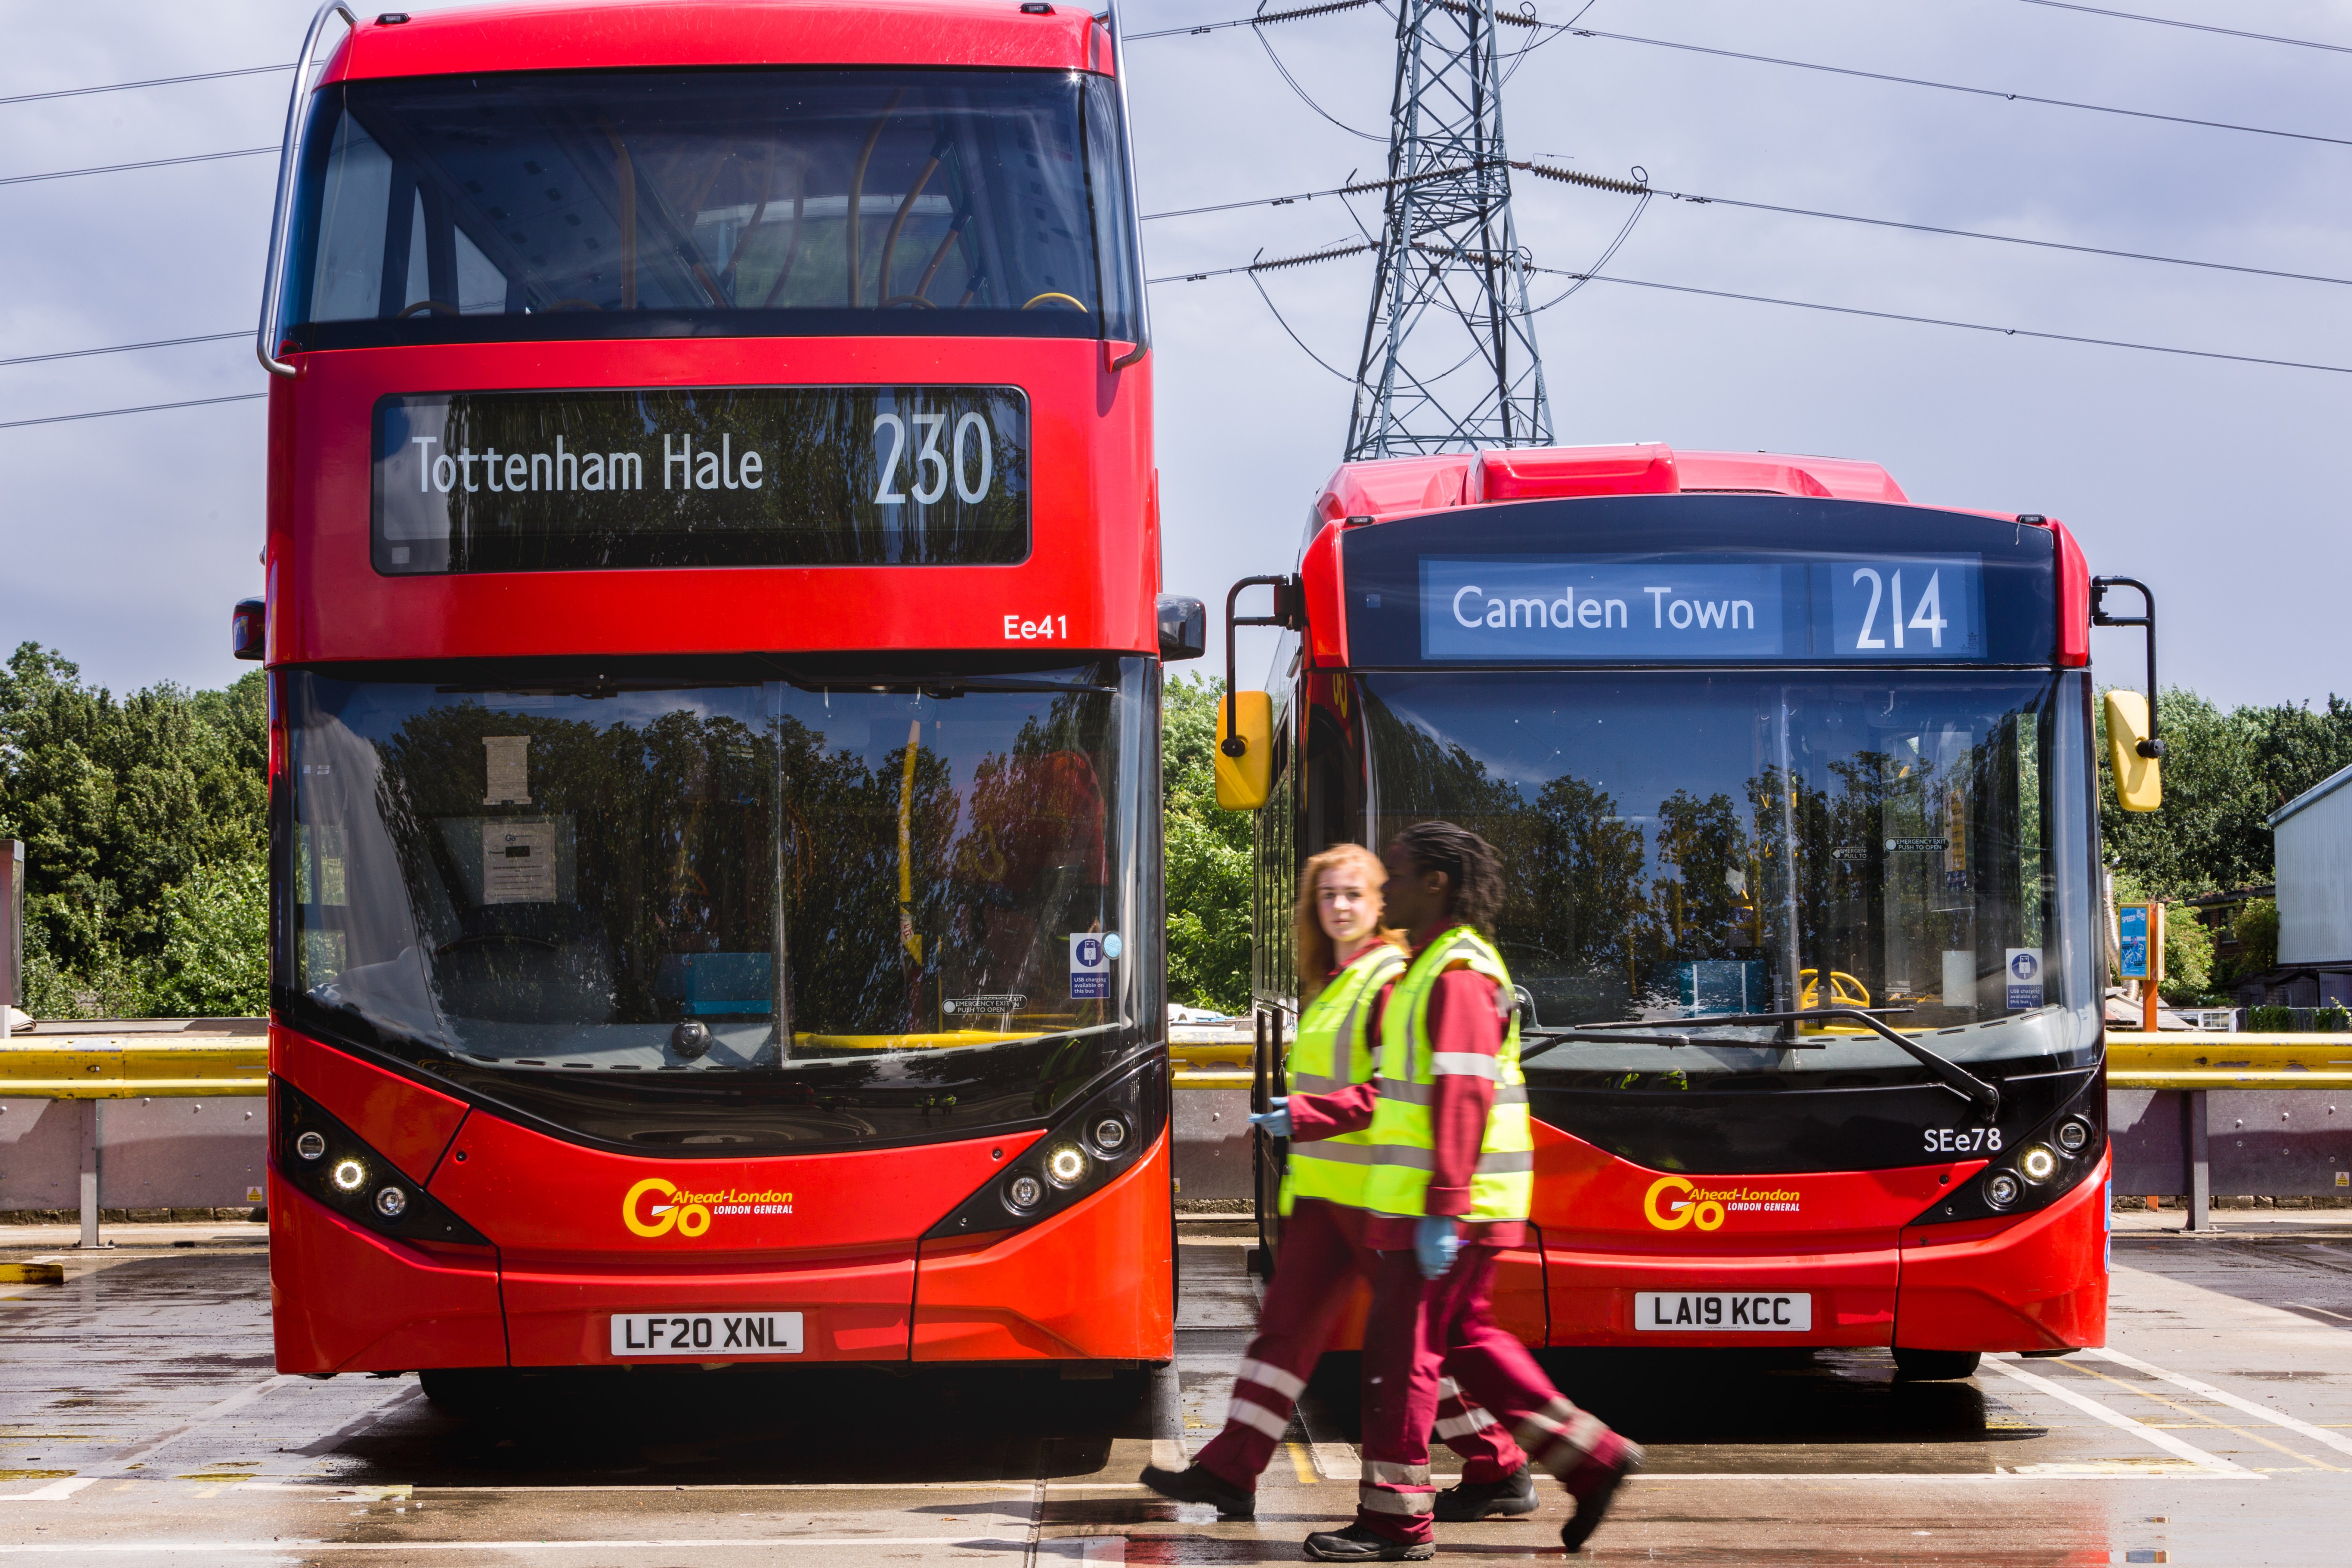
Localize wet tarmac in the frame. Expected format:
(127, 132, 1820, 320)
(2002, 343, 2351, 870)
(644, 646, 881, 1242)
(0, 1214, 2347, 1564)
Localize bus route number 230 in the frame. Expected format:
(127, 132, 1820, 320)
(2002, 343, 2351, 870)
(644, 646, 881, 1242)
(1923, 1126, 2003, 1154)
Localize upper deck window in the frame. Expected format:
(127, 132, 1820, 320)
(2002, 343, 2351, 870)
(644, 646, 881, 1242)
(280, 67, 1139, 349)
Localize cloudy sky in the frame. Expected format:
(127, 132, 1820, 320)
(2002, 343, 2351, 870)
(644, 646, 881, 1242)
(4, 0, 2348, 708)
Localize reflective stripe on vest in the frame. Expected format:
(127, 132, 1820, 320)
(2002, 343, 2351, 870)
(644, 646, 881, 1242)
(1279, 943, 1409, 1215)
(1361, 926, 1534, 1223)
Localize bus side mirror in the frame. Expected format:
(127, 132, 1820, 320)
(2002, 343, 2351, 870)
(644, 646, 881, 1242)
(1157, 595, 1206, 661)
(1216, 691, 1272, 811)
(2104, 689, 2162, 812)
(231, 598, 266, 661)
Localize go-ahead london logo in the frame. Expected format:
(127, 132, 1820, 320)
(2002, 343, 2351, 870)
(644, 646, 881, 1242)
(622, 1177, 793, 1239)
(1642, 1174, 1802, 1231)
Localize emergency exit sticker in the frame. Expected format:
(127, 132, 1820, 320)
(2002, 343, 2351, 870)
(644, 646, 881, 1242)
(1071, 932, 1116, 999)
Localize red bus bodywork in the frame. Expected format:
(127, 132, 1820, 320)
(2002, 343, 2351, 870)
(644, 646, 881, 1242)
(1283, 443, 2107, 1357)
(262, 1, 1171, 1376)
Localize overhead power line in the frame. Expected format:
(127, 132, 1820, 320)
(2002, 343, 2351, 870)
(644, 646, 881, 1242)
(1130, 0, 1376, 42)
(1565, 29, 2352, 151)
(1149, 249, 2352, 377)
(1532, 268, 2352, 377)
(0, 391, 268, 432)
(1134, 6, 2352, 150)
(0, 146, 276, 189)
(0, 63, 293, 109)
(2011, 0, 2352, 56)
(0, 331, 246, 370)
(1526, 164, 2352, 290)
(1152, 157, 2352, 291)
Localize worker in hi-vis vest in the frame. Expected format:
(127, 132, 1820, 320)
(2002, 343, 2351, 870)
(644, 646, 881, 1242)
(1141, 844, 1534, 1522)
(1298, 824, 1641, 1564)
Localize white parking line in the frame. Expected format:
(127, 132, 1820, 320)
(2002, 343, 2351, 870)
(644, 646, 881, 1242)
(0, 1479, 96, 1503)
(1982, 1357, 2253, 1475)
(2091, 1345, 2352, 1458)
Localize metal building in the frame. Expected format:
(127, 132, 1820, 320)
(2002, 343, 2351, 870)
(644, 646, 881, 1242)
(2265, 763, 2352, 1007)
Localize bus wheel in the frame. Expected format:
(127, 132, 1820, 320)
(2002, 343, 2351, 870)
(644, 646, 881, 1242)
(419, 1367, 516, 1413)
(1891, 1348, 1981, 1381)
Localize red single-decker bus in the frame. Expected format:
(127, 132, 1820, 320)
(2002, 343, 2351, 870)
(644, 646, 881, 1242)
(1229, 442, 2147, 1378)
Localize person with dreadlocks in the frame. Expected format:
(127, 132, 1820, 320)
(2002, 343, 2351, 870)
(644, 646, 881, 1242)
(1300, 822, 1641, 1564)
(1140, 843, 1535, 1521)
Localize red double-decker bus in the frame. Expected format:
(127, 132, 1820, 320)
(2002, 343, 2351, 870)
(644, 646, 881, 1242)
(243, 0, 1188, 1399)
(1227, 443, 2150, 1378)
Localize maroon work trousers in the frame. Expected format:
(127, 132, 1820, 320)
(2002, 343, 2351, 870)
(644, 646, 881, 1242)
(1192, 1198, 1526, 1494)
(1355, 1243, 1622, 1543)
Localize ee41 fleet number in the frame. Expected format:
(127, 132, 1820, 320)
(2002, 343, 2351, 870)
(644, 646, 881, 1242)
(1924, 1127, 2003, 1154)
(1005, 613, 1068, 641)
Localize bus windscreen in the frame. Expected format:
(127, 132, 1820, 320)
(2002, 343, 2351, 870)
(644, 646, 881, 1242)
(281, 68, 1140, 349)
(1359, 668, 2099, 1075)
(276, 658, 1148, 1151)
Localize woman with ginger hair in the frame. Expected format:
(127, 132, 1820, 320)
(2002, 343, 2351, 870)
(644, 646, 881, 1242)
(1142, 844, 1534, 1521)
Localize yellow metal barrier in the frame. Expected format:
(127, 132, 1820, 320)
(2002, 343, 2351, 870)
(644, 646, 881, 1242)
(0, 1042, 268, 1099)
(1173, 1069, 1254, 1090)
(2105, 1032, 2352, 1091)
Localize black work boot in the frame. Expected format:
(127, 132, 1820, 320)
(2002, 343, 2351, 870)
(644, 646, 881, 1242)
(1433, 1463, 1538, 1521)
(1559, 1437, 1645, 1553)
(1303, 1523, 1435, 1562)
(1138, 1461, 1255, 1520)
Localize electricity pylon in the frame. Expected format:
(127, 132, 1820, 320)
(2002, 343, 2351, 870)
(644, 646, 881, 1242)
(1344, 0, 1551, 460)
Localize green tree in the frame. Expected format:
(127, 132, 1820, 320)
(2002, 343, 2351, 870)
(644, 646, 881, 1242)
(1163, 673, 1253, 1013)
(0, 643, 267, 1017)
(2160, 913, 2216, 1004)
(147, 860, 270, 1015)
(2098, 686, 2352, 902)
(2232, 897, 2279, 977)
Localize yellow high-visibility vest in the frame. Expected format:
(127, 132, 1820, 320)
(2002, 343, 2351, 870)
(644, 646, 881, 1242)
(1360, 926, 1534, 1222)
(1279, 942, 1409, 1215)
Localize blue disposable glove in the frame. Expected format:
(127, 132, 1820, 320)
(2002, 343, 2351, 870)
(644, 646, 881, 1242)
(1247, 1098, 1292, 1138)
(1414, 1215, 1461, 1281)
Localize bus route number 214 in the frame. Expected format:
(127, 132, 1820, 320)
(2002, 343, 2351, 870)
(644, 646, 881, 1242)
(1923, 1126, 2003, 1154)
(1004, 613, 1068, 641)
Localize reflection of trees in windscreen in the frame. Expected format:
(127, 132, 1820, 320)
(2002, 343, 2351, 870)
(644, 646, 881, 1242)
(777, 692, 1112, 1045)
(1373, 702, 1772, 1018)
(1754, 708, 2039, 1011)
(374, 700, 775, 1027)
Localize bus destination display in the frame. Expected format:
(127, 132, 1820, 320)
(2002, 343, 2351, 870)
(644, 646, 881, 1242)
(1418, 554, 1987, 663)
(372, 386, 1029, 573)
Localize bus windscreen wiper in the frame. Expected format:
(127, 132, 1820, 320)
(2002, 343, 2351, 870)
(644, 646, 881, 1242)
(1520, 1008, 2001, 1118)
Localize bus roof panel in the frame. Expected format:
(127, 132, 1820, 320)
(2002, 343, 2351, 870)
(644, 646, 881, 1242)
(325, 0, 1106, 84)
(1316, 443, 1909, 525)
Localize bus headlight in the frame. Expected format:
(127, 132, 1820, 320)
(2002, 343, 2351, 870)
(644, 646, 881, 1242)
(1044, 1142, 1089, 1188)
(275, 1081, 491, 1246)
(2018, 1145, 2059, 1183)
(1985, 1171, 2022, 1209)
(925, 1057, 1167, 1242)
(2056, 1118, 2091, 1154)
